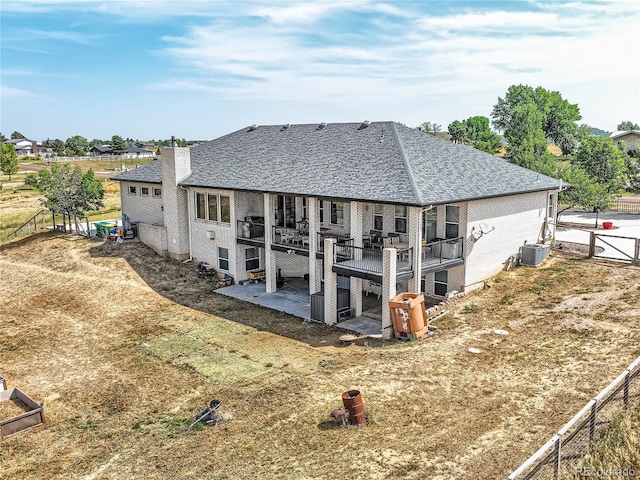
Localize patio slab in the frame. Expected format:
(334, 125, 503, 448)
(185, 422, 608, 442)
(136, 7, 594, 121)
(215, 278, 383, 336)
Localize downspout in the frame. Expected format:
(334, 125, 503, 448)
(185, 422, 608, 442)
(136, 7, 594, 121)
(179, 185, 193, 262)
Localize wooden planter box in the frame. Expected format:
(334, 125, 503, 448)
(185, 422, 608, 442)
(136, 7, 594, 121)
(0, 388, 44, 438)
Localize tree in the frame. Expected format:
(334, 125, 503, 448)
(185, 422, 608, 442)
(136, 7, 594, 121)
(65, 135, 89, 156)
(503, 102, 555, 175)
(616, 121, 639, 131)
(491, 84, 581, 155)
(447, 120, 467, 144)
(574, 137, 627, 192)
(417, 122, 442, 134)
(463, 116, 502, 154)
(0, 143, 19, 180)
(36, 164, 104, 217)
(110, 135, 126, 155)
(52, 138, 66, 156)
(0, 132, 7, 142)
(11, 131, 25, 139)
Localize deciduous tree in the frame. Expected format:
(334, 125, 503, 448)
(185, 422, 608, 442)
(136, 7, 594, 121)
(36, 164, 104, 216)
(574, 137, 627, 192)
(447, 120, 467, 144)
(0, 143, 19, 180)
(65, 135, 89, 156)
(492, 84, 581, 156)
(52, 138, 66, 156)
(616, 121, 640, 131)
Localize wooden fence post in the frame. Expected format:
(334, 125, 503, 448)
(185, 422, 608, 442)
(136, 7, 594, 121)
(588, 232, 596, 258)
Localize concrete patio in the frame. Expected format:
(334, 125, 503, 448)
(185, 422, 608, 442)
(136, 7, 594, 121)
(215, 277, 382, 336)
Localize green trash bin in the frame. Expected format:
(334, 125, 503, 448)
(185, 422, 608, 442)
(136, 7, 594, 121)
(95, 221, 117, 238)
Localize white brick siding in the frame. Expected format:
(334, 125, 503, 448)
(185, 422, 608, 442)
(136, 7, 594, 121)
(119, 182, 164, 226)
(138, 223, 168, 257)
(464, 191, 551, 289)
(189, 187, 237, 275)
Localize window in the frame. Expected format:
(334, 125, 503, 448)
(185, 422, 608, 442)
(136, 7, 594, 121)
(548, 193, 555, 219)
(218, 247, 229, 270)
(275, 195, 296, 228)
(141, 187, 149, 196)
(394, 205, 407, 233)
(434, 270, 448, 296)
(208, 194, 218, 222)
(373, 204, 383, 231)
(153, 187, 162, 197)
(220, 195, 231, 223)
(195, 192, 231, 223)
(445, 206, 459, 239)
(330, 202, 344, 225)
(245, 247, 259, 271)
(423, 207, 437, 242)
(302, 198, 307, 220)
(128, 185, 137, 195)
(195, 193, 206, 219)
(319, 201, 324, 223)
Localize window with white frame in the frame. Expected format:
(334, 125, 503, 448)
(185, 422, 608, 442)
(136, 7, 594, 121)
(245, 247, 259, 271)
(141, 187, 149, 196)
(208, 194, 218, 222)
(218, 247, 229, 270)
(445, 206, 459, 239)
(195, 192, 231, 224)
(128, 185, 137, 195)
(220, 195, 231, 223)
(548, 193, 555, 219)
(153, 187, 162, 197)
(330, 202, 344, 225)
(373, 204, 383, 231)
(434, 270, 448, 296)
(394, 205, 407, 233)
(195, 192, 206, 219)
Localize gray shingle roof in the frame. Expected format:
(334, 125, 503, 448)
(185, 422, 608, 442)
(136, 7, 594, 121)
(115, 122, 562, 205)
(113, 160, 162, 184)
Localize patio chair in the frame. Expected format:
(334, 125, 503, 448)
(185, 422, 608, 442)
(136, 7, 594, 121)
(364, 229, 382, 248)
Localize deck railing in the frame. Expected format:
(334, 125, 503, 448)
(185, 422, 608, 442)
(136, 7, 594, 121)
(333, 244, 413, 275)
(422, 237, 464, 263)
(236, 220, 265, 240)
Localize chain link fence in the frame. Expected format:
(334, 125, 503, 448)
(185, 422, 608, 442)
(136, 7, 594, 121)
(508, 357, 640, 479)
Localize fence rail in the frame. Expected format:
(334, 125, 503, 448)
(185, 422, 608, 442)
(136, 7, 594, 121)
(613, 197, 640, 213)
(507, 356, 640, 479)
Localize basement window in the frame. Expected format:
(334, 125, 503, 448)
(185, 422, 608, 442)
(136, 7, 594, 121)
(246, 247, 259, 271)
(434, 270, 448, 296)
(218, 247, 229, 271)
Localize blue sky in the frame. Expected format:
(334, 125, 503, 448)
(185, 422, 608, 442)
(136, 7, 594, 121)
(1, 0, 639, 141)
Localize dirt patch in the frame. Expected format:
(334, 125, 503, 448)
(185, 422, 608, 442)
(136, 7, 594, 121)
(1, 233, 639, 479)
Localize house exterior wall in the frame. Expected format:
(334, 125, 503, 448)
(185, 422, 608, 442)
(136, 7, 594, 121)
(464, 190, 550, 289)
(189, 187, 238, 277)
(138, 223, 168, 257)
(119, 182, 164, 226)
(612, 132, 640, 151)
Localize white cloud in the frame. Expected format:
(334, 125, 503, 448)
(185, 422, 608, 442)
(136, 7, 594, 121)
(0, 85, 43, 100)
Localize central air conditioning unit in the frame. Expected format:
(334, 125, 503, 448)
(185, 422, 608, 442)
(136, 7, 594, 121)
(520, 244, 550, 266)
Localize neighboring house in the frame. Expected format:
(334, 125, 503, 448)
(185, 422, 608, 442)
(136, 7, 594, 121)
(89, 145, 113, 156)
(4, 138, 38, 155)
(610, 130, 640, 151)
(115, 121, 562, 338)
(124, 147, 155, 159)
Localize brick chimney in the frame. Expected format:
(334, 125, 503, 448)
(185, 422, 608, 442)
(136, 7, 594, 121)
(160, 144, 191, 260)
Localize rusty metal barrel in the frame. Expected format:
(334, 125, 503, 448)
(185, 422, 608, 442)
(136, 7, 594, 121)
(342, 390, 366, 425)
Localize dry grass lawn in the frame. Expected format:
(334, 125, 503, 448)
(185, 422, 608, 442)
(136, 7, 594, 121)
(0, 233, 639, 479)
